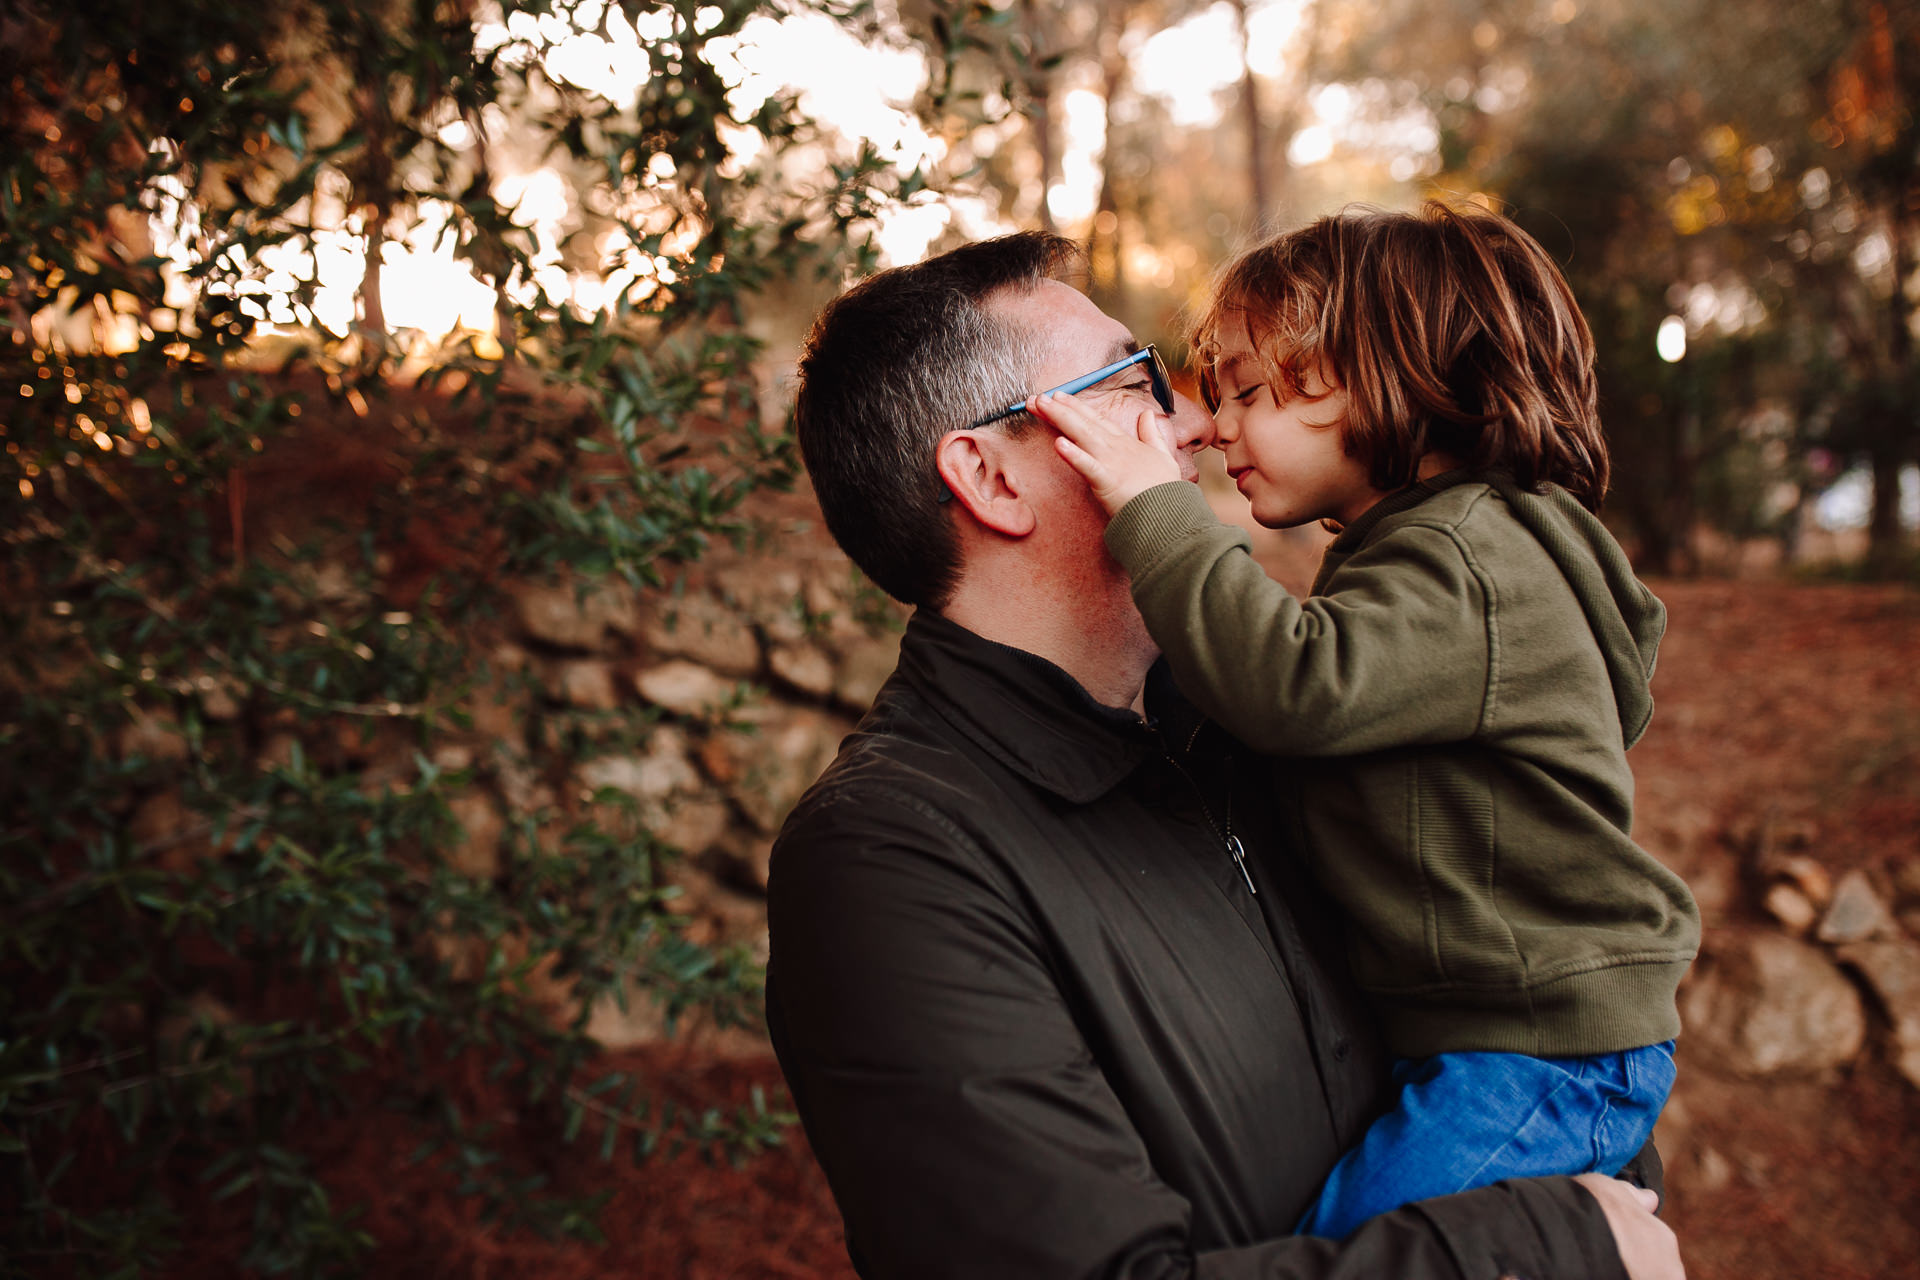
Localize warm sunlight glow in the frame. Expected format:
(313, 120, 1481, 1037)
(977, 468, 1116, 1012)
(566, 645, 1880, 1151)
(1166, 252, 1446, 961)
(1049, 88, 1110, 226)
(1657, 315, 1687, 363)
(873, 202, 955, 267)
(138, 7, 969, 340)
(1287, 124, 1334, 165)
(709, 13, 938, 172)
(1133, 6, 1243, 128)
(1132, 0, 1310, 128)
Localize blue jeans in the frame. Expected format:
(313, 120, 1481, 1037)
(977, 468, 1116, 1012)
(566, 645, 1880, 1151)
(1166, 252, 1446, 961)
(1296, 1041, 1677, 1241)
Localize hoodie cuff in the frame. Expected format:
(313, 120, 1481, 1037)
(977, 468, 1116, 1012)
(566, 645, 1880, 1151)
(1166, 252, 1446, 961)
(1105, 481, 1227, 578)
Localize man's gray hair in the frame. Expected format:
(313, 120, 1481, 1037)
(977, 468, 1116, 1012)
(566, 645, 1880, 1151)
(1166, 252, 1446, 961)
(795, 233, 1079, 610)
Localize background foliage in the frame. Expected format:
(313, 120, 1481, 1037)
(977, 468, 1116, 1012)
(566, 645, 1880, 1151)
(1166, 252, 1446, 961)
(0, 0, 909, 1274)
(904, 0, 1920, 575)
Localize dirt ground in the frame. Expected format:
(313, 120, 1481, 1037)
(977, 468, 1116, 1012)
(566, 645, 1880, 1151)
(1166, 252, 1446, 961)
(1629, 579, 1920, 1280)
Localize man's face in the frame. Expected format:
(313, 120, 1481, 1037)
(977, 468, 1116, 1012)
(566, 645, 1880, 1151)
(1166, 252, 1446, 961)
(966, 280, 1214, 635)
(990, 280, 1215, 483)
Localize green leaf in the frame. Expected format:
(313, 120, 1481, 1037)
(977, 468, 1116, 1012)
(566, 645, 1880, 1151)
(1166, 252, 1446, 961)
(212, 1169, 256, 1202)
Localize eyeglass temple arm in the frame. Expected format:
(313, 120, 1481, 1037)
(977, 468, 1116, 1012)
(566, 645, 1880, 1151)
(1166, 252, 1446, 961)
(968, 349, 1155, 430)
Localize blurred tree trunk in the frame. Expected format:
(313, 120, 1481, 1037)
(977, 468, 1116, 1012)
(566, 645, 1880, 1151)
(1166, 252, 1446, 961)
(351, 68, 394, 364)
(1868, 199, 1914, 570)
(1227, 0, 1328, 227)
(1228, 0, 1268, 226)
(1020, 0, 1058, 231)
(1264, 0, 1327, 221)
(1087, 7, 1130, 309)
(1866, 444, 1906, 560)
(1841, 2, 1920, 571)
(1033, 85, 1056, 230)
(468, 104, 516, 360)
(360, 214, 388, 338)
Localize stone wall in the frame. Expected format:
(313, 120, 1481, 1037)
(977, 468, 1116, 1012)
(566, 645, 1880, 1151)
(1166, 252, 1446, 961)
(103, 525, 906, 1056)
(491, 550, 904, 1048)
(106, 524, 1920, 1096)
(1679, 840, 1920, 1092)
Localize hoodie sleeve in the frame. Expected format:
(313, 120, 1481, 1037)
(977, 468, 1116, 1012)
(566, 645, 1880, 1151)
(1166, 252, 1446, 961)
(1105, 482, 1495, 758)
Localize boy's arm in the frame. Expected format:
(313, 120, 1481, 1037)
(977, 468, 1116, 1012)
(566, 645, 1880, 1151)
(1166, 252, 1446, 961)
(1036, 391, 1490, 756)
(1105, 481, 1492, 757)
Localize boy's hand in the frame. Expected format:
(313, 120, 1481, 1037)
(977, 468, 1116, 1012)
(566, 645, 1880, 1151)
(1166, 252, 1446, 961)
(1031, 389, 1183, 517)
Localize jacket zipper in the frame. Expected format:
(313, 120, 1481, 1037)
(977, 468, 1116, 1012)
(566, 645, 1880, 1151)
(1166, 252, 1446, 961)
(1158, 720, 1257, 896)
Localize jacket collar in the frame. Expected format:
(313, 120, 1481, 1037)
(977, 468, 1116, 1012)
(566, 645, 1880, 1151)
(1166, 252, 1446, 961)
(892, 610, 1161, 804)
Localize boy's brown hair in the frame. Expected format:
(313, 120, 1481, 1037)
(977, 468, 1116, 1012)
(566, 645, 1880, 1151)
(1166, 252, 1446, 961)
(1193, 201, 1609, 511)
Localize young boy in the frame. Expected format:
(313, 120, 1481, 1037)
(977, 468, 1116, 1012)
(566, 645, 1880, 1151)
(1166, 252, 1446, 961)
(1034, 202, 1700, 1241)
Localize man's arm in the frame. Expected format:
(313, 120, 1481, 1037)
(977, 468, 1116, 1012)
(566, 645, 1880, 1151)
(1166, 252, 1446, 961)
(768, 793, 1658, 1280)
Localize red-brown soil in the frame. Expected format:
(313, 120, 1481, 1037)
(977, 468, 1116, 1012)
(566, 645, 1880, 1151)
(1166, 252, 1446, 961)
(1634, 580, 1920, 1280)
(155, 1042, 855, 1280)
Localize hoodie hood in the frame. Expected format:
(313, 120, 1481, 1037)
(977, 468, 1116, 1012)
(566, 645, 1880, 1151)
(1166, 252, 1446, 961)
(1477, 473, 1665, 746)
(1322, 468, 1664, 747)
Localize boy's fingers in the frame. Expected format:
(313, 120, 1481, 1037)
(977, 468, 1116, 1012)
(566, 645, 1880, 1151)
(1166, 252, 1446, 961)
(1035, 399, 1105, 455)
(1036, 391, 1116, 438)
(1029, 394, 1073, 438)
(1134, 408, 1169, 450)
(1034, 392, 1072, 422)
(1054, 435, 1106, 483)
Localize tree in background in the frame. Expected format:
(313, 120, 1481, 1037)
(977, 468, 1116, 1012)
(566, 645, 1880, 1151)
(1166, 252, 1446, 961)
(1412, 0, 1915, 572)
(0, 0, 908, 1273)
(1274, 0, 1916, 572)
(894, 0, 1915, 573)
(904, 0, 1335, 342)
(1799, 0, 1920, 570)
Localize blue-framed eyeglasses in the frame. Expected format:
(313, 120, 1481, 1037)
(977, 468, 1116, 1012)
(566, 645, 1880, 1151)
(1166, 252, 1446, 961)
(966, 344, 1175, 430)
(937, 344, 1176, 503)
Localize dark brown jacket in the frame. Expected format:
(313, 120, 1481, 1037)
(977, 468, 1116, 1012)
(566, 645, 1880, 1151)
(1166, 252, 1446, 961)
(767, 610, 1639, 1279)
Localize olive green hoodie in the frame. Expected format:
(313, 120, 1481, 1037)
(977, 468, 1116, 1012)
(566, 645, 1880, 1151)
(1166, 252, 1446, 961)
(1105, 470, 1699, 1058)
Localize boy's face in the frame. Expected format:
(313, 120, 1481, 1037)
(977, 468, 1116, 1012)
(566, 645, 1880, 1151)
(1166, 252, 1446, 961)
(1210, 325, 1383, 530)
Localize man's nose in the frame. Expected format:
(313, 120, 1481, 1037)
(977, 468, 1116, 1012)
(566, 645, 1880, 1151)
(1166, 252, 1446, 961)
(1165, 390, 1215, 454)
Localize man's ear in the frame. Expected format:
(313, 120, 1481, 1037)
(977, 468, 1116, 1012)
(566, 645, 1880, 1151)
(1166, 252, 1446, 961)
(935, 429, 1037, 538)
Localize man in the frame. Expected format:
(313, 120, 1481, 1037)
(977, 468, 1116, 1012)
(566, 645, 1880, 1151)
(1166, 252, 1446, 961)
(767, 233, 1682, 1279)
